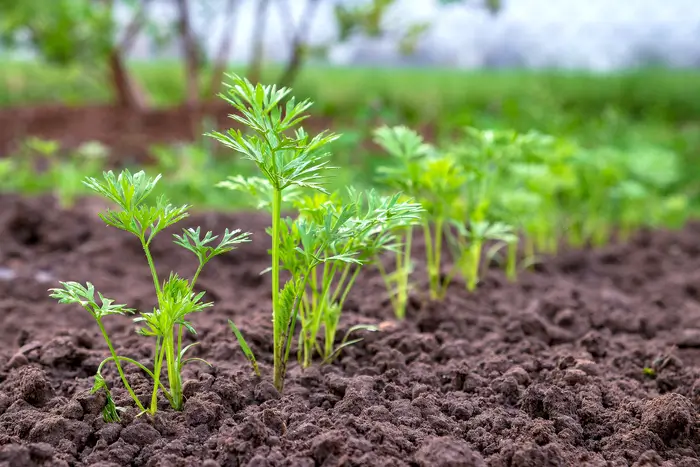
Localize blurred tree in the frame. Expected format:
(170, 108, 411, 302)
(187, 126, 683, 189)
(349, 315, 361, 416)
(168, 0, 241, 102)
(271, 0, 425, 87)
(0, 0, 156, 109)
(175, 0, 200, 106)
(206, 0, 240, 100)
(276, 0, 322, 87)
(248, 0, 272, 84)
(272, 0, 503, 88)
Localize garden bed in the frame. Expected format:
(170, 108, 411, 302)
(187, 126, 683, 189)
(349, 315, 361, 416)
(1, 193, 700, 466)
(0, 103, 413, 162)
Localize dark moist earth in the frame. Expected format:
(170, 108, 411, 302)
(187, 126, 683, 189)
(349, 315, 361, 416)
(1, 194, 700, 467)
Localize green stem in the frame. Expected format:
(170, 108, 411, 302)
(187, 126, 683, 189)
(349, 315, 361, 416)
(506, 240, 517, 282)
(375, 257, 400, 318)
(337, 267, 361, 313)
(324, 317, 336, 360)
(311, 265, 319, 312)
(191, 263, 205, 289)
(304, 263, 337, 368)
(271, 188, 284, 392)
(536, 228, 548, 254)
(97, 356, 174, 408)
(397, 227, 413, 319)
(96, 319, 146, 413)
(525, 238, 535, 266)
(164, 332, 182, 410)
(423, 222, 437, 299)
(567, 220, 581, 247)
(298, 289, 310, 367)
(149, 337, 166, 414)
(283, 274, 307, 369)
(177, 325, 183, 367)
(141, 239, 162, 300)
(330, 264, 351, 306)
(434, 219, 445, 298)
(467, 240, 482, 291)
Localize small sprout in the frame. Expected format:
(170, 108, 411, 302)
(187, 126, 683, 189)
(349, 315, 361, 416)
(642, 367, 657, 378)
(322, 324, 379, 365)
(51, 169, 249, 415)
(25, 136, 59, 158)
(91, 374, 123, 423)
(229, 320, 260, 377)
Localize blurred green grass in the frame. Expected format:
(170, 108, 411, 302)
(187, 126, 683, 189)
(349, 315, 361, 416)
(2, 60, 700, 211)
(2, 60, 699, 123)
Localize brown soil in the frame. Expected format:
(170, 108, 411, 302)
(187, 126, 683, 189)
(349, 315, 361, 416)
(0, 104, 432, 162)
(0, 103, 258, 162)
(1, 193, 700, 466)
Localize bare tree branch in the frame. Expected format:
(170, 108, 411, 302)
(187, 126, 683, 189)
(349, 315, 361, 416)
(119, 0, 153, 53)
(278, 0, 321, 87)
(276, 0, 295, 45)
(175, 0, 200, 106)
(208, 0, 239, 99)
(248, 0, 272, 84)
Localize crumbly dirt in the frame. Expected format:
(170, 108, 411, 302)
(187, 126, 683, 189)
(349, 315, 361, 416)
(1, 193, 700, 466)
(0, 104, 426, 162)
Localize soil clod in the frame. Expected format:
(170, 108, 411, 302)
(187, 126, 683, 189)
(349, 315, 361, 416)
(1, 196, 700, 465)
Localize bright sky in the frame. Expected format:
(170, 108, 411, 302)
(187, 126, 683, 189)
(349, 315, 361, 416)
(142, 0, 700, 69)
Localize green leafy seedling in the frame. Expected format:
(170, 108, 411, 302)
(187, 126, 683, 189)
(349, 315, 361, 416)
(293, 188, 422, 365)
(50, 281, 144, 419)
(209, 73, 340, 392)
(210, 75, 418, 390)
(373, 125, 431, 316)
(454, 220, 517, 291)
(50, 169, 250, 418)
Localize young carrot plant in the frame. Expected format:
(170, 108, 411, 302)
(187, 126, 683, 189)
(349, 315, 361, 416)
(210, 76, 421, 389)
(418, 155, 468, 298)
(494, 189, 543, 280)
(209, 73, 341, 392)
(293, 188, 422, 365)
(372, 126, 431, 317)
(50, 169, 250, 419)
(374, 126, 466, 301)
(453, 220, 517, 290)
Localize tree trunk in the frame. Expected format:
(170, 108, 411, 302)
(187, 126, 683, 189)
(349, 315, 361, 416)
(119, 0, 153, 53)
(108, 50, 147, 110)
(278, 43, 304, 88)
(175, 0, 200, 108)
(107, 0, 149, 110)
(247, 0, 271, 84)
(209, 0, 239, 100)
(277, 0, 321, 88)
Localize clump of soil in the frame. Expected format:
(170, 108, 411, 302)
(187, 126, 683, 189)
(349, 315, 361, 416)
(1, 193, 700, 466)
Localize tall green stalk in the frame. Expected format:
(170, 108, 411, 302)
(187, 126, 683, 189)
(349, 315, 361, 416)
(466, 239, 483, 292)
(506, 239, 517, 282)
(271, 188, 284, 391)
(210, 74, 340, 392)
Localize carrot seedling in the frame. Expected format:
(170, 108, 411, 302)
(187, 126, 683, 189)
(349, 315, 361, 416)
(373, 126, 431, 316)
(210, 75, 420, 390)
(50, 169, 250, 419)
(209, 73, 340, 392)
(293, 189, 422, 365)
(374, 126, 468, 301)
